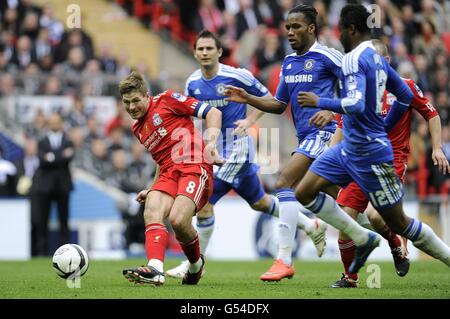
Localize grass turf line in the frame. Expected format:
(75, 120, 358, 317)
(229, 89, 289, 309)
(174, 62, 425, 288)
(0, 259, 449, 299)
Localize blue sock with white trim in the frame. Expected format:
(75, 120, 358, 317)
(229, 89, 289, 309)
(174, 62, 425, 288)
(196, 215, 215, 256)
(403, 218, 450, 266)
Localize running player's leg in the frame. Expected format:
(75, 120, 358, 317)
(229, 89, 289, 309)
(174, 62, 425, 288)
(234, 172, 279, 217)
(377, 200, 450, 267)
(366, 203, 410, 276)
(331, 182, 368, 287)
(123, 190, 174, 285)
(296, 145, 382, 274)
(169, 166, 214, 284)
(197, 179, 231, 256)
(166, 177, 230, 278)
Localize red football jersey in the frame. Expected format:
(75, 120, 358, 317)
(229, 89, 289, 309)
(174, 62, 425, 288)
(336, 79, 438, 162)
(382, 78, 438, 162)
(132, 90, 211, 170)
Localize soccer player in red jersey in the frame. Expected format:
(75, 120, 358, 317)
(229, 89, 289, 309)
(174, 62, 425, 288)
(328, 40, 449, 287)
(119, 72, 223, 286)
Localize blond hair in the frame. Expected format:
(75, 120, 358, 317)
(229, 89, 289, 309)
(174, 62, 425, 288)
(118, 71, 147, 96)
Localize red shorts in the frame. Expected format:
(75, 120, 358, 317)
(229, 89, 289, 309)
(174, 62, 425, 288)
(151, 164, 213, 212)
(336, 161, 407, 213)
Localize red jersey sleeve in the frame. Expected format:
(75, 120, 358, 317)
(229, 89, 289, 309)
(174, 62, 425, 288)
(164, 90, 211, 119)
(405, 79, 438, 121)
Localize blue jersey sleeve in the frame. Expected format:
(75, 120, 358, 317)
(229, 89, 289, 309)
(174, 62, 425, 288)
(275, 65, 289, 104)
(318, 69, 366, 114)
(383, 62, 413, 132)
(240, 70, 269, 98)
(324, 53, 343, 79)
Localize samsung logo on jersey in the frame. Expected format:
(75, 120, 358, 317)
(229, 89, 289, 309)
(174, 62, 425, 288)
(284, 74, 313, 83)
(206, 99, 228, 107)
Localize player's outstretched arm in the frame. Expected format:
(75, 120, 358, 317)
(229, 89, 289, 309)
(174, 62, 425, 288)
(224, 85, 286, 114)
(204, 108, 225, 165)
(384, 65, 413, 132)
(428, 116, 450, 174)
(233, 108, 265, 136)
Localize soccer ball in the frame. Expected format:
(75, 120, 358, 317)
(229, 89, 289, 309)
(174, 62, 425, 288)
(52, 244, 89, 279)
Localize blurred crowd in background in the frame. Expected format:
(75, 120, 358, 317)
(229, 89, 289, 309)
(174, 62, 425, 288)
(1, 0, 450, 251)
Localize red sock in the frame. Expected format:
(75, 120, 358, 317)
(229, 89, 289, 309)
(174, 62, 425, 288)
(338, 239, 358, 280)
(145, 223, 168, 262)
(178, 234, 201, 263)
(379, 226, 401, 251)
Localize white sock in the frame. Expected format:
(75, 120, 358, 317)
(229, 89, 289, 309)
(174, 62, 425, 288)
(276, 200, 299, 265)
(296, 209, 317, 234)
(356, 213, 375, 231)
(276, 188, 316, 234)
(196, 215, 215, 255)
(148, 258, 164, 273)
(188, 256, 203, 273)
(277, 222, 294, 265)
(404, 219, 450, 266)
(303, 192, 370, 246)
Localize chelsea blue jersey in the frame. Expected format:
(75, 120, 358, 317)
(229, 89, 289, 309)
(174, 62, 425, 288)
(185, 63, 269, 158)
(338, 41, 413, 160)
(275, 41, 342, 140)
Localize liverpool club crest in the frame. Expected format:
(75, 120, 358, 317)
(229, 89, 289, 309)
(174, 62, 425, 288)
(153, 113, 163, 126)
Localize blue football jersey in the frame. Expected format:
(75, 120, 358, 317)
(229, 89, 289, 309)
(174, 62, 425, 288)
(336, 41, 413, 159)
(185, 63, 268, 158)
(275, 41, 342, 140)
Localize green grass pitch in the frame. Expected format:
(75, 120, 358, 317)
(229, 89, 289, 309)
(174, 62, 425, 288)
(1, 258, 449, 299)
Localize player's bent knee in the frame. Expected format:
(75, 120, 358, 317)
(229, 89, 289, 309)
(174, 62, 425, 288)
(168, 213, 189, 232)
(143, 208, 165, 224)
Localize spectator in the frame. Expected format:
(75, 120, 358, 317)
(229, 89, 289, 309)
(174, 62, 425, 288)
(15, 138, 39, 196)
(198, 0, 224, 33)
(30, 112, 74, 256)
(68, 126, 89, 169)
(255, 29, 284, 72)
(98, 43, 117, 74)
(66, 95, 88, 128)
(11, 35, 37, 70)
(0, 148, 18, 196)
(34, 27, 52, 61)
(42, 75, 64, 95)
(236, 0, 263, 39)
(83, 138, 111, 178)
(19, 11, 40, 40)
(39, 2, 64, 46)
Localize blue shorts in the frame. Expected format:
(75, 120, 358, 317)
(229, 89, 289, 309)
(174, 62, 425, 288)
(215, 135, 258, 188)
(209, 170, 265, 205)
(310, 143, 404, 209)
(295, 131, 333, 159)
